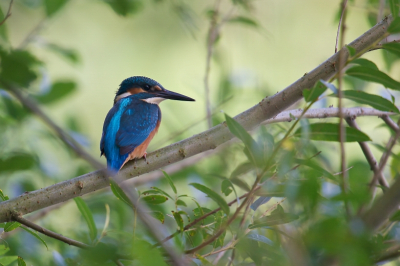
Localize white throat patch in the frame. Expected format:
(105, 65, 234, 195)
(141, 97, 166, 105)
(115, 92, 131, 102)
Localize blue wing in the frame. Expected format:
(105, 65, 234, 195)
(100, 97, 160, 172)
(116, 100, 160, 155)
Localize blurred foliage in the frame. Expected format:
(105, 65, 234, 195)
(1, 0, 400, 266)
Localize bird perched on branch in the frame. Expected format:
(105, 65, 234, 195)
(100, 76, 195, 172)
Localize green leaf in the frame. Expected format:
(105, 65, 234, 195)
(0, 153, 36, 173)
(20, 226, 48, 250)
(102, 0, 143, 16)
(193, 207, 213, 217)
(293, 123, 371, 142)
(221, 179, 232, 196)
(213, 211, 226, 248)
(249, 205, 298, 229)
(141, 195, 168, 205)
(228, 16, 259, 27)
(0, 244, 10, 256)
(303, 80, 328, 102)
(195, 254, 213, 265)
(44, 0, 69, 17)
(161, 170, 177, 194)
(35, 81, 77, 104)
(172, 211, 184, 232)
(176, 199, 187, 207)
(346, 66, 400, 91)
(150, 211, 165, 224)
(74, 197, 97, 242)
(0, 256, 17, 265)
(0, 190, 9, 201)
(149, 186, 172, 199)
(132, 239, 167, 266)
(0, 49, 41, 87)
(189, 183, 230, 215)
(345, 45, 356, 57)
(4, 222, 21, 232)
(382, 42, 400, 57)
(390, 0, 400, 18)
(332, 90, 399, 113)
(110, 180, 133, 207)
(46, 44, 80, 64)
(17, 257, 26, 266)
(230, 161, 253, 179)
(390, 210, 400, 221)
(351, 58, 378, 70)
(388, 17, 400, 33)
(246, 233, 273, 245)
(294, 158, 336, 181)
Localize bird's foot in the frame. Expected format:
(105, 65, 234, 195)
(143, 152, 147, 162)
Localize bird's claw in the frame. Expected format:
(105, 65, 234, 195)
(143, 152, 147, 162)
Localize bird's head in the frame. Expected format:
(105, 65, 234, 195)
(114, 76, 195, 104)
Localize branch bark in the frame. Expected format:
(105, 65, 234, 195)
(0, 17, 391, 223)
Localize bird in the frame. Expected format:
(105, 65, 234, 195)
(100, 76, 195, 172)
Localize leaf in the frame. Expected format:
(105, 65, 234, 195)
(141, 195, 168, 205)
(35, 81, 77, 104)
(0, 153, 36, 172)
(132, 239, 167, 266)
(0, 256, 17, 265)
(74, 197, 97, 242)
(228, 16, 259, 27)
(110, 180, 133, 207)
(0, 190, 9, 201)
(149, 187, 172, 199)
(176, 199, 187, 207)
(230, 161, 253, 179)
(221, 179, 233, 196)
(193, 207, 213, 217)
(382, 42, 400, 58)
(249, 206, 299, 229)
(225, 114, 262, 164)
(293, 123, 371, 142)
(294, 158, 336, 181)
(390, 210, 400, 221)
(4, 222, 21, 232)
(250, 197, 271, 211)
(303, 80, 328, 102)
(0, 245, 10, 256)
(150, 211, 165, 224)
(44, 0, 69, 17)
(345, 45, 356, 57)
(346, 66, 400, 91)
(172, 211, 184, 232)
(17, 257, 26, 266)
(0, 49, 41, 87)
(161, 170, 177, 194)
(213, 211, 226, 248)
(102, 0, 143, 16)
(332, 90, 399, 113)
(195, 254, 212, 265)
(46, 44, 80, 64)
(390, 0, 400, 18)
(246, 233, 273, 246)
(351, 58, 378, 70)
(388, 17, 400, 33)
(190, 183, 230, 215)
(20, 226, 48, 250)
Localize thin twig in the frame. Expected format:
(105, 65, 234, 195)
(12, 215, 91, 249)
(345, 117, 389, 191)
(381, 114, 400, 132)
(369, 118, 400, 191)
(0, 0, 13, 26)
(335, 0, 348, 53)
(336, 0, 351, 218)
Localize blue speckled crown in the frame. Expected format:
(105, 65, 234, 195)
(116, 76, 164, 96)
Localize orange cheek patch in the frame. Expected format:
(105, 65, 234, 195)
(128, 87, 146, 94)
(153, 85, 162, 91)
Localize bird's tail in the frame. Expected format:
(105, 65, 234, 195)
(107, 154, 129, 173)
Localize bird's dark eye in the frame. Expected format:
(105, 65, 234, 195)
(144, 85, 151, 90)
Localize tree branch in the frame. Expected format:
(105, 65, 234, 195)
(12, 214, 90, 249)
(0, 0, 13, 26)
(0, 16, 391, 224)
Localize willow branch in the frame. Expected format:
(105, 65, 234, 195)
(0, 0, 13, 26)
(0, 16, 391, 224)
(12, 214, 90, 249)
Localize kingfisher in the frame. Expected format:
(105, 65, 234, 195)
(100, 76, 195, 172)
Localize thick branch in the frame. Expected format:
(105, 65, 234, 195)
(0, 17, 391, 223)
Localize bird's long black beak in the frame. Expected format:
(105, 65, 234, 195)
(155, 90, 195, 101)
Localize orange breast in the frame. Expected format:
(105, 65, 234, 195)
(120, 120, 161, 169)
